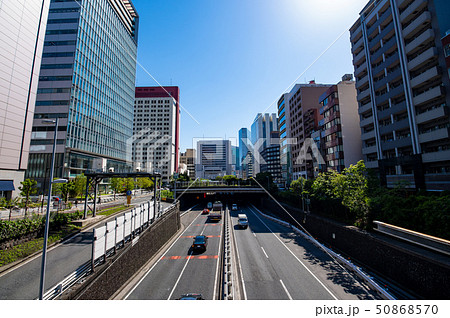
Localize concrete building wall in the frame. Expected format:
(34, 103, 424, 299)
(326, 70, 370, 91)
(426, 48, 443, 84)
(0, 0, 50, 197)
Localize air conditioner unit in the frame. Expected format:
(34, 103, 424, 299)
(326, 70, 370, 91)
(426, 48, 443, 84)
(108, 167, 114, 172)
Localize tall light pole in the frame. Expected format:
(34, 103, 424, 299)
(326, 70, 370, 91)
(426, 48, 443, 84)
(39, 118, 67, 300)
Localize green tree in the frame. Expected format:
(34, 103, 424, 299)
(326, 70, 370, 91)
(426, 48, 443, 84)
(19, 179, 37, 217)
(70, 174, 86, 198)
(223, 175, 238, 185)
(136, 177, 154, 190)
(0, 197, 20, 221)
(110, 177, 123, 200)
(52, 179, 74, 203)
(123, 178, 135, 193)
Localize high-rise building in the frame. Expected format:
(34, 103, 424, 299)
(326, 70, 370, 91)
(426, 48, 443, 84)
(0, 0, 50, 199)
(260, 131, 282, 185)
(180, 148, 196, 178)
(318, 75, 363, 173)
(231, 145, 239, 176)
(289, 82, 331, 180)
(350, 0, 450, 190)
(250, 113, 278, 175)
(26, 0, 139, 188)
(278, 91, 294, 186)
(132, 87, 180, 183)
(238, 128, 252, 178)
(196, 140, 232, 180)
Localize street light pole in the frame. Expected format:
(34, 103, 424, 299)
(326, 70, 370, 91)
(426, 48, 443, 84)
(38, 118, 58, 300)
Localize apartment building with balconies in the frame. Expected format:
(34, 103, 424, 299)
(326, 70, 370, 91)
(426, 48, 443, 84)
(350, 0, 450, 190)
(318, 75, 363, 173)
(288, 82, 331, 180)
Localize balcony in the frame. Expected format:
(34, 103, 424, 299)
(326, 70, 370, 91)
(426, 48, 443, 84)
(371, 22, 394, 47)
(375, 84, 405, 105)
(361, 130, 375, 140)
(362, 145, 378, 155)
(422, 149, 450, 163)
(416, 105, 449, 124)
(418, 127, 450, 144)
(360, 116, 374, 127)
(405, 28, 434, 55)
(351, 36, 364, 54)
(357, 87, 371, 101)
(325, 138, 342, 149)
(353, 48, 366, 65)
(354, 60, 367, 77)
(402, 11, 431, 39)
(350, 23, 362, 42)
(380, 118, 410, 135)
(356, 75, 368, 89)
(400, 0, 427, 23)
(381, 137, 412, 151)
(378, 100, 407, 119)
(365, 160, 379, 168)
(413, 85, 445, 106)
(358, 101, 373, 115)
(410, 66, 440, 89)
(408, 47, 437, 71)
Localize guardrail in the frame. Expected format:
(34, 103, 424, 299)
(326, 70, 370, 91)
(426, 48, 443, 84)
(222, 206, 234, 300)
(373, 221, 450, 256)
(250, 204, 396, 300)
(41, 200, 169, 300)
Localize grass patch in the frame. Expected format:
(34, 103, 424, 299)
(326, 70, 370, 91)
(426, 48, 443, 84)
(97, 205, 129, 217)
(0, 225, 80, 267)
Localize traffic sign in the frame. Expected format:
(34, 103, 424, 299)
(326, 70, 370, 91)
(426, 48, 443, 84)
(173, 173, 179, 180)
(126, 190, 132, 196)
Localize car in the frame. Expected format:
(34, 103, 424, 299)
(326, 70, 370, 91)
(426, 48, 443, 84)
(231, 204, 238, 211)
(202, 208, 210, 215)
(238, 214, 248, 229)
(191, 235, 208, 252)
(178, 293, 204, 300)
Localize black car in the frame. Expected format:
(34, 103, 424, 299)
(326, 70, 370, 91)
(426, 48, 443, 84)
(191, 235, 208, 252)
(178, 293, 204, 300)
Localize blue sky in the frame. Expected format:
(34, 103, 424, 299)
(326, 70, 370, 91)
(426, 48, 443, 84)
(131, 0, 368, 152)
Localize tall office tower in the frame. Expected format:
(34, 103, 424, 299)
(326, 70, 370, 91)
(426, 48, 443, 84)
(231, 145, 239, 176)
(442, 31, 450, 79)
(238, 128, 251, 178)
(0, 0, 50, 199)
(289, 82, 331, 180)
(260, 131, 282, 186)
(26, 0, 139, 188)
(180, 148, 196, 178)
(196, 140, 232, 180)
(277, 91, 295, 186)
(350, 0, 450, 190)
(132, 86, 180, 183)
(318, 75, 363, 173)
(250, 113, 278, 176)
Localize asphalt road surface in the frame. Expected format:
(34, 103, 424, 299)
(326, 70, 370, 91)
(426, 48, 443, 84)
(125, 205, 223, 300)
(0, 196, 171, 300)
(231, 204, 378, 300)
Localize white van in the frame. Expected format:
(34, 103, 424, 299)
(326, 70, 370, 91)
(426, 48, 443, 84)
(237, 214, 248, 229)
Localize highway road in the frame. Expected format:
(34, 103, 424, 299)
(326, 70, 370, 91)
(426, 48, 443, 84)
(122, 203, 378, 300)
(0, 195, 171, 300)
(125, 205, 223, 300)
(230, 204, 377, 300)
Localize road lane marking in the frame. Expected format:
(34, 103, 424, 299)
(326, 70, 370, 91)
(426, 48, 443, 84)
(248, 205, 338, 300)
(161, 255, 218, 260)
(167, 251, 193, 300)
(280, 279, 293, 300)
(260, 246, 269, 259)
(124, 209, 203, 299)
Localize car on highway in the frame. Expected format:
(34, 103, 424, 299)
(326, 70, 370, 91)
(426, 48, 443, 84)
(202, 208, 210, 215)
(238, 214, 248, 229)
(191, 235, 208, 252)
(178, 293, 204, 300)
(231, 203, 238, 210)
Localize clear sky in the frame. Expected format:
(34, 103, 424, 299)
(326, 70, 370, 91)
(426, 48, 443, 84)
(131, 0, 369, 152)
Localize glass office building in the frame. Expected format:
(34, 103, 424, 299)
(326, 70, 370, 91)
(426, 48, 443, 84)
(26, 0, 139, 185)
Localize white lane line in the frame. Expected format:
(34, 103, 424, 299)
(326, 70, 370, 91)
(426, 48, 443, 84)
(231, 212, 248, 300)
(248, 205, 338, 300)
(280, 279, 293, 300)
(124, 209, 203, 299)
(260, 246, 269, 259)
(213, 217, 223, 300)
(167, 251, 193, 300)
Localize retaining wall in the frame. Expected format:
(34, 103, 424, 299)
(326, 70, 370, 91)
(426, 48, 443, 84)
(72, 203, 180, 300)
